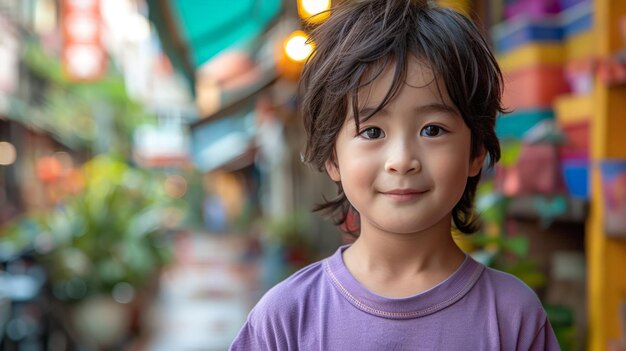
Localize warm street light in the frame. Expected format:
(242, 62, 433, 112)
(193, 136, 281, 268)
(298, 0, 331, 23)
(284, 30, 314, 62)
(0, 142, 16, 166)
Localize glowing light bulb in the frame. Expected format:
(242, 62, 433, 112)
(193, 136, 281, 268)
(0, 142, 16, 166)
(301, 0, 330, 16)
(284, 31, 314, 62)
(298, 0, 331, 23)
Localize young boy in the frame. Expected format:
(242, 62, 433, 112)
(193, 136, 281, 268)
(231, 0, 560, 349)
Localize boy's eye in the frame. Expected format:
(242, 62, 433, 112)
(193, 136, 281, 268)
(420, 125, 446, 137)
(359, 127, 385, 139)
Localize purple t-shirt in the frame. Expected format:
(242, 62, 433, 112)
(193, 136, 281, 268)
(231, 245, 560, 350)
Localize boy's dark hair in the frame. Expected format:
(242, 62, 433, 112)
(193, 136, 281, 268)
(299, 0, 505, 235)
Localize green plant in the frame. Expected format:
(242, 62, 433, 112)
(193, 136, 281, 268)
(472, 181, 547, 289)
(22, 38, 155, 154)
(470, 234, 547, 289)
(9, 155, 185, 301)
(264, 211, 315, 271)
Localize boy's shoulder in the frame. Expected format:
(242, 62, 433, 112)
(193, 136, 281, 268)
(473, 263, 559, 349)
(231, 259, 329, 350)
(479, 264, 544, 311)
(251, 258, 328, 319)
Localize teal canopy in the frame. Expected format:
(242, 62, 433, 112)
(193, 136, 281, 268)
(148, 0, 282, 88)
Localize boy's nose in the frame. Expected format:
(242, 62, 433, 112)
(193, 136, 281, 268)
(384, 142, 421, 175)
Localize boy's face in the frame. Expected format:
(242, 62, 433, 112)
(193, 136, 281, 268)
(326, 58, 485, 236)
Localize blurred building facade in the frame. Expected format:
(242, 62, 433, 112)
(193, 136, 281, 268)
(2, 0, 626, 350)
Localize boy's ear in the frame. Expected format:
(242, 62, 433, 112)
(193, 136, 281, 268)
(469, 147, 486, 177)
(325, 158, 341, 182)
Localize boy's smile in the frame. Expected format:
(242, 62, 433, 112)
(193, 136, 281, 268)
(326, 58, 485, 237)
(379, 188, 427, 202)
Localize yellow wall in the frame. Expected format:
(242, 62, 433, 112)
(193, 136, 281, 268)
(588, 1, 626, 349)
(437, 0, 472, 16)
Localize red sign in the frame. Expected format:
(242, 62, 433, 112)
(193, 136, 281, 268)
(61, 0, 106, 81)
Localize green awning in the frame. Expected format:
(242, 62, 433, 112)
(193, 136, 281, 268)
(147, 0, 282, 89)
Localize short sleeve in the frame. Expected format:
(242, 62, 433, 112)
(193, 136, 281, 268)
(229, 290, 294, 351)
(230, 318, 269, 351)
(528, 319, 561, 351)
(230, 259, 325, 350)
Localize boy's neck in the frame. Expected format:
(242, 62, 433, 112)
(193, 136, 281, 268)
(342, 215, 466, 298)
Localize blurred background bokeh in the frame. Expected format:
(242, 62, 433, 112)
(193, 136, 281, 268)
(1, 0, 626, 350)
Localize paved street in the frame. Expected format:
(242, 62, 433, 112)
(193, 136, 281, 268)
(143, 233, 261, 351)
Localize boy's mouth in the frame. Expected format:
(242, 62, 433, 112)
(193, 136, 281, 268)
(383, 189, 421, 195)
(380, 189, 426, 201)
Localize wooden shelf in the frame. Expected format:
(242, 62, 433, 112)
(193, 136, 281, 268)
(506, 195, 588, 223)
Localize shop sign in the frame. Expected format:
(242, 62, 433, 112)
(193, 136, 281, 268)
(61, 0, 107, 81)
(133, 124, 190, 168)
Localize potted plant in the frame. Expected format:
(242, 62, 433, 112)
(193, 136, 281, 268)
(3, 155, 185, 349)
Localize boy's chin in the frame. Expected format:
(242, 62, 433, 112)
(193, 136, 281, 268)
(367, 220, 440, 236)
(361, 213, 452, 236)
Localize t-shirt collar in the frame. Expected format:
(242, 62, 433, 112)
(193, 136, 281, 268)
(324, 244, 485, 319)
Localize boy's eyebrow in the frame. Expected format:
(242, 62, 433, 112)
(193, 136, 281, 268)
(357, 103, 458, 119)
(413, 103, 459, 116)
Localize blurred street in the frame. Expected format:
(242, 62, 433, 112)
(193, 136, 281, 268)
(141, 233, 260, 351)
(1, 0, 626, 350)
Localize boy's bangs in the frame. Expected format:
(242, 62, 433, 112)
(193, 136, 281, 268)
(349, 54, 408, 131)
(348, 53, 455, 131)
